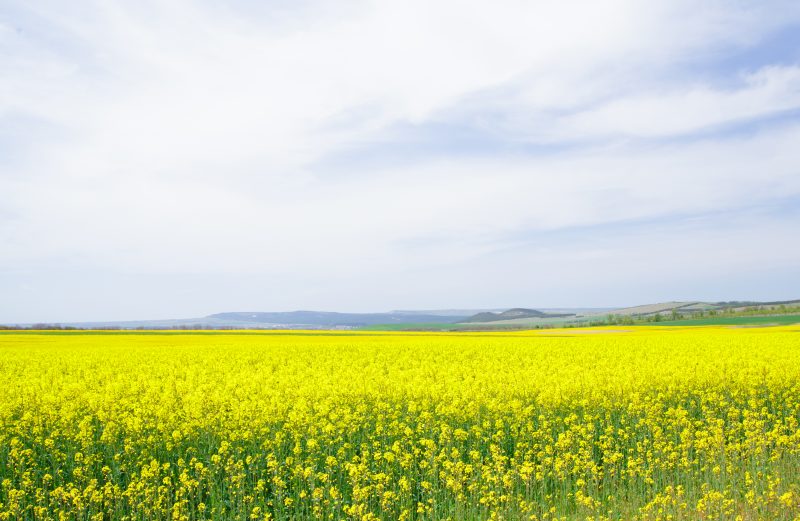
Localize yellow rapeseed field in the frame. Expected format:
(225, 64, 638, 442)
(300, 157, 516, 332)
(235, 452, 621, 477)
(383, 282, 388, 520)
(1, 326, 800, 520)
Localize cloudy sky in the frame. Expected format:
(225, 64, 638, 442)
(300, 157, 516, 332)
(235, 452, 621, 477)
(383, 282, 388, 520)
(2, 1, 800, 322)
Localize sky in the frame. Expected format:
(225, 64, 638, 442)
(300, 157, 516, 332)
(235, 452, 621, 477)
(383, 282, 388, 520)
(2, 0, 800, 322)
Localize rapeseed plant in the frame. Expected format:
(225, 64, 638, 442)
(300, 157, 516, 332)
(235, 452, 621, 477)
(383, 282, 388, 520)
(0, 326, 799, 520)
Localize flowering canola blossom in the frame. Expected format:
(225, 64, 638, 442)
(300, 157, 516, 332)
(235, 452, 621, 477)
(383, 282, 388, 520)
(1, 326, 800, 520)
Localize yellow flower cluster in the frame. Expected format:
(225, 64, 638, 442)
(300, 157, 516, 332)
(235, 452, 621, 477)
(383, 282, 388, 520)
(1, 326, 800, 520)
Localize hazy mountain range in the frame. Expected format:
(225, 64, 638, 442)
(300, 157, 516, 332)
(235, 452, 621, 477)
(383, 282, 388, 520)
(4, 300, 798, 330)
(4, 308, 608, 329)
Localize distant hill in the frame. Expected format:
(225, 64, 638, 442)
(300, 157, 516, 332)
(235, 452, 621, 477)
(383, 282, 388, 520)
(390, 309, 506, 317)
(6, 300, 798, 330)
(6, 310, 470, 330)
(603, 300, 800, 317)
(463, 308, 574, 323)
(206, 311, 469, 327)
(600, 301, 697, 317)
(457, 300, 800, 328)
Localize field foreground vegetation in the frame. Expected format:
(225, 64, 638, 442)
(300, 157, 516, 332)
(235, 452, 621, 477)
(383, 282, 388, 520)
(1, 327, 800, 520)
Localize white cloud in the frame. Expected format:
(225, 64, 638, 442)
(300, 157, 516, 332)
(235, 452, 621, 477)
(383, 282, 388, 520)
(4, 0, 798, 177)
(5, 120, 800, 277)
(552, 66, 800, 139)
(1, 0, 800, 319)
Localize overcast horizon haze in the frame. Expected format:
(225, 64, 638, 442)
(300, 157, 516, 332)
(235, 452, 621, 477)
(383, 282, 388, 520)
(2, 1, 800, 323)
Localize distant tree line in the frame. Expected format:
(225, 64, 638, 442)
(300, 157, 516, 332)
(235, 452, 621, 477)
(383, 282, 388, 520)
(0, 324, 247, 331)
(584, 304, 800, 327)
